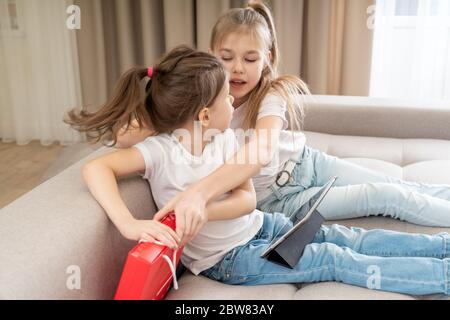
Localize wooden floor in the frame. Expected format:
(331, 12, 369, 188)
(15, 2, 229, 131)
(0, 141, 65, 208)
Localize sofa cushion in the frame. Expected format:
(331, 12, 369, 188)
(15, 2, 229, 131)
(293, 282, 415, 300)
(305, 132, 450, 166)
(166, 272, 298, 300)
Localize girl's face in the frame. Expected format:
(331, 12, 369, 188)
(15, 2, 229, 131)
(207, 80, 235, 132)
(214, 31, 269, 107)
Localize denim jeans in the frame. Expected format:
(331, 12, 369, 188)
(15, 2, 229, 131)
(257, 146, 450, 227)
(200, 212, 450, 296)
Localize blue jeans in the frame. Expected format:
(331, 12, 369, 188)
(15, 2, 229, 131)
(257, 146, 450, 227)
(200, 212, 450, 296)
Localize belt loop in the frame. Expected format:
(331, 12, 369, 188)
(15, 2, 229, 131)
(269, 184, 283, 200)
(262, 149, 303, 202)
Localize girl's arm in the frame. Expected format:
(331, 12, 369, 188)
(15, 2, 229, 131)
(82, 148, 180, 248)
(154, 116, 283, 243)
(206, 178, 256, 221)
(203, 116, 283, 200)
(171, 179, 256, 244)
(115, 119, 154, 148)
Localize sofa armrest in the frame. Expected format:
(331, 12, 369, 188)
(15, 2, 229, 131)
(303, 95, 450, 140)
(0, 147, 157, 299)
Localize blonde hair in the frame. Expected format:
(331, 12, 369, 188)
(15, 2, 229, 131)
(210, 0, 310, 130)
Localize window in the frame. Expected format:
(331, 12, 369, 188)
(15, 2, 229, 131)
(370, 0, 450, 102)
(395, 0, 418, 16)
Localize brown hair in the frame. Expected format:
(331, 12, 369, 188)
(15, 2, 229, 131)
(65, 45, 227, 146)
(210, 0, 310, 130)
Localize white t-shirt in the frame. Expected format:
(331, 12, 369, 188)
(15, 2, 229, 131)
(134, 128, 264, 275)
(230, 93, 306, 200)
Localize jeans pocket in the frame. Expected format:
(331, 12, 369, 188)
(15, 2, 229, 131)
(199, 249, 232, 283)
(200, 248, 240, 282)
(254, 225, 265, 240)
(200, 266, 215, 279)
(291, 149, 315, 189)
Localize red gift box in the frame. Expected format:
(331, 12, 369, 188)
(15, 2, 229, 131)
(114, 214, 183, 300)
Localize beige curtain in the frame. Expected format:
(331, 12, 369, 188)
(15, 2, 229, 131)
(74, 0, 172, 110)
(275, 0, 375, 96)
(74, 0, 374, 112)
(0, 0, 84, 145)
(74, 0, 246, 112)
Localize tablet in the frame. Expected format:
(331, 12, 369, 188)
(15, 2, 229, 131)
(260, 176, 338, 260)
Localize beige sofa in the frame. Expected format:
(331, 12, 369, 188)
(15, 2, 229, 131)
(1, 95, 450, 300)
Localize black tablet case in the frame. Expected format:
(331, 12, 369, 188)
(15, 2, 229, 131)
(264, 183, 329, 269)
(265, 209, 324, 269)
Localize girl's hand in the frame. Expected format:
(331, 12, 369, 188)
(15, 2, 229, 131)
(153, 190, 208, 247)
(120, 218, 181, 249)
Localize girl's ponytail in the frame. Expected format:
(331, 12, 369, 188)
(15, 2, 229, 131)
(65, 67, 151, 146)
(247, 0, 279, 73)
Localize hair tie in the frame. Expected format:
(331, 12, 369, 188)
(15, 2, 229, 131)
(147, 67, 153, 78)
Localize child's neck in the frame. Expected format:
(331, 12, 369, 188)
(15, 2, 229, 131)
(232, 94, 249, 109)
(176, 121, 212, 157)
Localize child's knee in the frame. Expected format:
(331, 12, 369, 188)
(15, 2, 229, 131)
(370, 183, 407, 200)
(303, 242, 344, 267)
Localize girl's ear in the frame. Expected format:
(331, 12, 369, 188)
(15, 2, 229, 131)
(207, 48, 213, 54)
(267, 51, 273, 64)
(198, 107, 210, 127)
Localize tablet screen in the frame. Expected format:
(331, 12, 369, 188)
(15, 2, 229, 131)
(260, 176, 337, 258)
